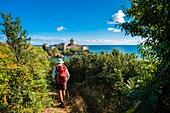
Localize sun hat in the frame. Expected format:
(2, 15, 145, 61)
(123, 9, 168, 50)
(58, 58, 64, 64)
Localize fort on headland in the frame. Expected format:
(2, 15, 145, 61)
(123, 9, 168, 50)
(42, 38, 88, 57)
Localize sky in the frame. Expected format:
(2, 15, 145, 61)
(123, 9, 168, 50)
(0, 0, 142, 45)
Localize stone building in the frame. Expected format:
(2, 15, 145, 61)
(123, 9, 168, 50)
(42, 43, 50, 51)
(54, 43, 67, 51)
(69, 38, 75, 46)
(54, 38, 88, 51)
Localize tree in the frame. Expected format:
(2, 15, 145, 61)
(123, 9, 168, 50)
(0, 13, 52, 112)
(1, 13, 31, 65)
(121, 0, 170, 61)
(52, 47, 61, 56)
(120, 0, 170, 112)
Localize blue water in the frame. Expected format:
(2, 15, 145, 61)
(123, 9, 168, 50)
(88, 45, 140, 56)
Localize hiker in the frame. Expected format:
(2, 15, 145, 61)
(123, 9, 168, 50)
(52, 58, 70, 108)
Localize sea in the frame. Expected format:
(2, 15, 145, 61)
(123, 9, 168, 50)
(34, 45, 140, 58)
(88, 45, 139, 55)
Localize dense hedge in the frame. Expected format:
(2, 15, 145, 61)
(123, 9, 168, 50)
(64, 50, 157, 113)
(0, 43, 53, 112)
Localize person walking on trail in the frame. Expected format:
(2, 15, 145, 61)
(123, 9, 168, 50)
(52, 58, 70, 108)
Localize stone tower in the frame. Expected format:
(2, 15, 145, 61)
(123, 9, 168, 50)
(70, 38, 75, 45)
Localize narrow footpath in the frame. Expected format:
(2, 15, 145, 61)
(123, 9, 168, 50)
(42, 91, 71, 113)
(42, 103, 71, 113)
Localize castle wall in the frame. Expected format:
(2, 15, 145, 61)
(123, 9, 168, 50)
(67, 45, 81, 50)
(58, 43, 66, 51)
(81, 45, 88, 50)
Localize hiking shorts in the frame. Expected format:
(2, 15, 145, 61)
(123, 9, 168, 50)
(56, 83, 67, 90)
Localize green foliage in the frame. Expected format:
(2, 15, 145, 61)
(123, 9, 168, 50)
(0, 43, 53, 112)
(52, 47, 61, 56)
(63, 49, 71, 55)
(1, 13, 31, 65)
(120, 0, 170, 61)
(69, 48, 80, 52)
(119, 0, 170, 112)
(45, 47, 61, 57)
(63, 48, 87, 55)
(65, 50, 156, 113)
(0, 13, 53, 112)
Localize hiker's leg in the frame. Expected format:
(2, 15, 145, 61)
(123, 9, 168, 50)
(55, 83, 60, 102)
(59, 90, 64, 103)
(58, 91, 64, 108)
(63, 83, 67, 101)
(62, 90, 66, 101)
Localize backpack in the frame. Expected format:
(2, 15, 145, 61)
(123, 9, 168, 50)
(55, 64, 67, 84)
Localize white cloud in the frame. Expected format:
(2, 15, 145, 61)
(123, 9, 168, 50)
(107, 10, 125, 24)
(107, 28, 121, 32)
(56, 26, 67, 32)
(29, 35, 69, 45)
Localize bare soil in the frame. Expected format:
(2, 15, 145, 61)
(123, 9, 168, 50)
(42, 102, 71, 113)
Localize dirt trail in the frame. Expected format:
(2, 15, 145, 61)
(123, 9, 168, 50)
(42, 91, 71, 113)
(42, 103, 71, 113)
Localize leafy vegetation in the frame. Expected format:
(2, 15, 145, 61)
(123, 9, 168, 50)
(119, 0, 170, 112)
(43, 46, 61, 57)
(0, 13, 54, 113)
(1, 13, 31, 65)
(1, 0, 170, 112)
(64, 51, 157, 113)
(63, 48, 89, 55)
